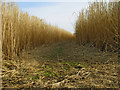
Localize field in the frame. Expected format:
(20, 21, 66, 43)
(1, 1, 119, 89)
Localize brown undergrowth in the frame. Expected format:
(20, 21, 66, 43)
(2, 41, 119, 88)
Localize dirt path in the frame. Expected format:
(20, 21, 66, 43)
(2, 41, 119, 88)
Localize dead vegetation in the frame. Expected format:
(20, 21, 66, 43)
(1, 0, 119, 89)
(75, 0, 119, 51)
(2, 42, 119, 88)
(1, 2, 73, 60)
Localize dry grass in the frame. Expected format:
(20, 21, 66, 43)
(2, 41, 118, 88)
(75, 0, 119, 51)
(1, 2, 73, 59)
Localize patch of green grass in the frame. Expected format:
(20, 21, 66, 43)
(47, 47, 64, 58)
(40, 47, 65, 59)
(64, 66, 70, 70)
(61, 61, 87, 68)
(40, 71, 56, 77)
(26, 74, 40, 80)
(39, 64, 59, 77)
(40, 64, 54, 71)
(60, 62, 70, 70)
(32, 74, 40, 80)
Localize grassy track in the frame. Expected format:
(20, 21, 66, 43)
(2, 41, 118, 88)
